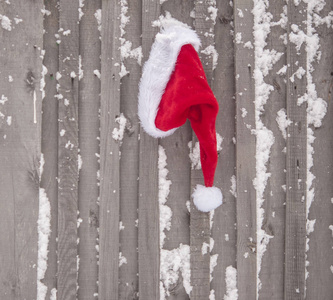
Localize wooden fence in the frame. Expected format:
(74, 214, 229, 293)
(0, 0, 332, 299)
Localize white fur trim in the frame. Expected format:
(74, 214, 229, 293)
(138, 21, 201, 138)
(192, 184, 223, 212)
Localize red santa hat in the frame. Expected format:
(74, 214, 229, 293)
(138, 19, 222, 212)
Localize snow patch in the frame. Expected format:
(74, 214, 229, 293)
(0, 14, 12, 31)
(112, 113, 127, 143)
(37, 188, 51, 300)
(93, 69, 101, 79)
(50, 288, 57, 300)
(252, 0, 281, 296)
(160, 244, 192, 298)
(79, 0, 85, 21)
(94, 9, 101, 32)
(201, 45, 219, 70)
(210, 254, 218, 282)
(119, 252, 127, 267)
(224, 266, 238, 300)
(230, 175, 237, 198)
(276, 108, 292, 140)
(158, 146, 172, 248)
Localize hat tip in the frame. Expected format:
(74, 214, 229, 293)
(192, 184, 223, 212)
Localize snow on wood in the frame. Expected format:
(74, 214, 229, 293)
(160, 245, 192, 299)
(297, 0, 331, 291)
(0, 14, 12, 31)
(158, 145, 193, 297)
(201, 45, 219, 70)
(224, 266, 238, 300)
(94, 9, 101, 32)
(253, 0, 284, 296)
(119, 252, 128, 267)
(118, 0, 142, 79)
(37, 188, 51, 300)
(158, 145, 172, 249)
(50, 288, 57, 300)
(276, 108, 292, 140)
(229, 175, 237, 198)
(78, 0, 84, 20)
(112, 113, 127, 143)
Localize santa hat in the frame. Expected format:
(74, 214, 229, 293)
(138, 19, 222, 212)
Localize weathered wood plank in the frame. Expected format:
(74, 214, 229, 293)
(190, 1, 215, 299)
(305, 1, 333, 298)
(57, 1, 80, 299)
(233, 0, 257, 298)
(210, 1, 237, 298)
(284, 1, 308, 299)
(118, 0, 141, 299)
(98, 0, 121, 298)
(138, 1, 160, 299)
(158, 2, 193, 299)
(0, 0, 43, 298)
(257, 1, 287, 299)
(41, 0, 60, 298)
(77, 1, 101, 299)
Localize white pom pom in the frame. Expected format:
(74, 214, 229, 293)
(192, 184, 223, 212)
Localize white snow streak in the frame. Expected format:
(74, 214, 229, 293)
(119, 252, 127, 267)
(252, 0, 283, 297)
(119, 0, 142, 78)
(302, 0, 330, 293)
(224, 266, 238, 300)
(158, 145, 172, 249)
(37, 188, 51, 300)
(158, 147, 192, 298)
(276, 108, 292, 140)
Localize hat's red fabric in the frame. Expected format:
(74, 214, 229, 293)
(155, 44, 219, 188)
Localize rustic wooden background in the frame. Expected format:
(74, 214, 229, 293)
(0, 0, 332, 299)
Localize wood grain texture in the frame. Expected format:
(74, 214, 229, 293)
(210, 1, 237, 298)
(159, 1, 193, 299)
(190, 1, 215, 299)
(57, 1, 80, 299)
(41, 0, 60, 298)
(98, 0, 121, 298)
(234, 0, 257, 298)
(257, 1, 287, 299)
(0, 0, 43, 299)
(77, 1, 101, 299)
(284, 1, 307, 299)
(138, 1, 160, 299)
(304, 1, 333, 298)
(118, 1, 141, 299)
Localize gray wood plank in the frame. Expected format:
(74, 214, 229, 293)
(77, 1, 101, 299)
(233, 0, 257, 298)
(304, 1, 333, 298)
(41, 0, 60, 298)
(257, 1, 287, 299)
(0, 0, 43, 298)
(57, 1, 80, 299)
(284, 1, 308, 299)
(190, 2, 215, 299)
(98, 0, 121, 299)
(116, 1, 141, 299)
(158, 1, 193, 299)
(210, 1, 237, 298)
(117, 0, 142, 299)
(138, 1, 160, 299)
